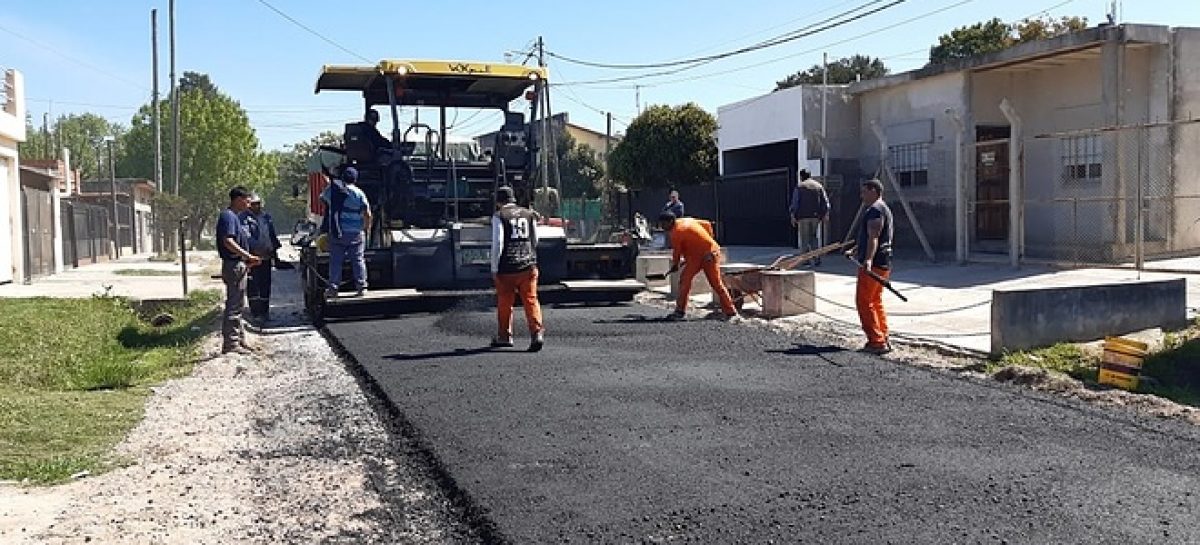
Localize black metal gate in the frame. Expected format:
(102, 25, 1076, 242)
(62, 201, 109, 266)
(21, 186, 54, 279)
(717, 168, 793, 247)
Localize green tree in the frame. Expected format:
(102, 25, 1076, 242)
(541, 126, 605, 199)
(121, 73, 275, 245)
(267, 131, 341, 228)
(18, 113, 124, 179)
(1014, 15, 1089, 43)
(775, 54, 889, 90)
(929, 16, 1088, 64)
(609, 103, 717, 190)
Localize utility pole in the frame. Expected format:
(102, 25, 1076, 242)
(635, 85, 641, 114)
(151, 9, 163, 193)
(821, 52, 828, 180)
(42, 113, 49, 157)
(107, 137, 120, 259)
(537, 36, 549, 193)
(605, 111, 612, 181)
(169, 0, 180, 196)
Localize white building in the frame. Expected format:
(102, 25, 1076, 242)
(0, 68, 27, 284)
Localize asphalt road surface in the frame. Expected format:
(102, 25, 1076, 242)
(326, 302, 1200, 544)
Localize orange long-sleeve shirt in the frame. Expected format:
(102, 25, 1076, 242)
(669, 218, 720, 262)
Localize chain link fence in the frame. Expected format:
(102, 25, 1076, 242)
(962, 119, 1200, 269)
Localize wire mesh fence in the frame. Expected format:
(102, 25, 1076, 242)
(963, 119, 1200, 270)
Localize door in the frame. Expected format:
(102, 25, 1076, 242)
(0, 159, 12, 283)
(975, 126, 1010, 241)
(21, 186, 54, 279)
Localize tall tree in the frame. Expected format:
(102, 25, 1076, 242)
(179, 71, 219, 97)
(268, 131, 341, 228)
(609, 103, 718, 190)
(17, 113, 124, 179)
(775, 55, 889, 91)
(540, 126, 606, 199)
(929, 16, 1088, 64)
(121, 72, 275, 245)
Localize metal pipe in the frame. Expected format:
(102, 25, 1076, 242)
(947, 109, 966, 264)
(999, 99, 1022, 268)
(107, 138, 119, 259)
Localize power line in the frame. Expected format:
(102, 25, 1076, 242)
(255, 0, 372, 63)
(674, 0, 865, 58)
(565, 0, 979, 90)
(0, 23, 148, 91)
(548, 0, 903, 71)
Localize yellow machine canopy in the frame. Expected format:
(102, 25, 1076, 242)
(315, 60, 547, 109)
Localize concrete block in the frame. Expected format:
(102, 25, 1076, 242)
(636, 254, 672, 287)
(761, 270, 816, 318)
(991, 278, 1186, 355)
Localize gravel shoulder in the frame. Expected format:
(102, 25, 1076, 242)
(0, 271, 478, 545)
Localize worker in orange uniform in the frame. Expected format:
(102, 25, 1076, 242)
(490, 186, 545, 352)
(844, 179, 894, 354)
(658, 211, 738, 321)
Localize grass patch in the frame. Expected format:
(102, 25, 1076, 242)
(1140, 335, 1200, 407)
(996, 333, 1200, 408)
(146, 252, 176, 263)
(994, 343, 1099, 382)
(0, 290, 219, 483)
(113, 268, 181, 277)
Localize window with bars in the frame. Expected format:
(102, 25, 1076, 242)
(888, 142, 929, 187)
(1062, 134, 1103, 182)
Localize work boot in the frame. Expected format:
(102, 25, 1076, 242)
(861, 342, 893, 355)
(490, 336, 514, 348)
(528, 331, 545, 353)
(222, 345, 254, 356)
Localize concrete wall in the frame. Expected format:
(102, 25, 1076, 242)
(991, 278, 1186, 354)
(857, 71, 965, 253)
(0, 69, 26, 284)
(716, 85, 857, 178)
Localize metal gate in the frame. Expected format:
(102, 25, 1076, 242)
(21, 186, 54, 279)
(717, 168, 794, 246)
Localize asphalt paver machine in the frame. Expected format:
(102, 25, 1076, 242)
(298, 60, 640, 321)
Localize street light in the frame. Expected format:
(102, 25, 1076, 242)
(104, 136, 119, 259)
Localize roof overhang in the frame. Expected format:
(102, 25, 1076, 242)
(848, 24, 1172, 95)
(315, 60, 547, 109)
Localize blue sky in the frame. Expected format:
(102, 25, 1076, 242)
(4, 0, 1198, 151)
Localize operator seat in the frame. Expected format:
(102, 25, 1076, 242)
(344, 123, 377, 165)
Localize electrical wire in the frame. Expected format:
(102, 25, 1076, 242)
(255, 0, 372, 63)
(547, 0, 902, 70)
(0, 23, 148, 91)
(560, 0, 978, 89)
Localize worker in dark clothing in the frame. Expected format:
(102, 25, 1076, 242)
(789, 169, 831, 266)
(844, 179, 895, 354)
(490, 186, 545, 352)
(242, 193, 282, 323)
(362, 109, 392, 151)
(216, 186, 262, 355)
(663, 189, 685, 219)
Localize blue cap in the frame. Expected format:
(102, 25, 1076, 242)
(341, 166, 358, 182)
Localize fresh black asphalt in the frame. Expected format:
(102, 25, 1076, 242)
(326, 302, 1200, 543)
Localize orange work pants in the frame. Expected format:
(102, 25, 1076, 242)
(494, 267, 543, 338)
(855, 266, 891, 347)
(677, 253, 737, 316)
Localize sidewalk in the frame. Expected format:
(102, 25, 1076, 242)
(672, 246, 1200, 355)
(0, 251, 222, 300)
